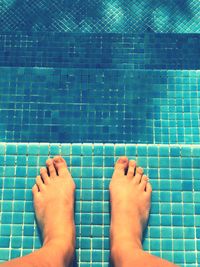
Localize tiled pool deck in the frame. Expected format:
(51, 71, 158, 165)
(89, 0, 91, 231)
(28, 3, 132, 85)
(0, 143, 200, 266)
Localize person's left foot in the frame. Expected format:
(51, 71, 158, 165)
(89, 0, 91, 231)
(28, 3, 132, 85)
(32, 156, 76, 253)
(109, 157, 152, 253)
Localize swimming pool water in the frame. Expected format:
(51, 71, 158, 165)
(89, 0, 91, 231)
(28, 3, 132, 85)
(0, 67, 199, 144)
(0, 1, 200, 266)
(0, 0, 200, 33)
(0, 33, 199, 144)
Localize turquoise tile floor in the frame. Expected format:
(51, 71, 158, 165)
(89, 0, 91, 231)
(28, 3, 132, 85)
(0, 143, 200, 266)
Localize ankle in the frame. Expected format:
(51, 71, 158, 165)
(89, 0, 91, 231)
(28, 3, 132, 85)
(111, 239, 143, 254)
(110, 226, 143, 250)
(43, 224, 76, 257)
(44, 237, 75, 249)
(111, 241, 143, 267)
(43, 221, 76, 246)
(42, 240, 75, 267)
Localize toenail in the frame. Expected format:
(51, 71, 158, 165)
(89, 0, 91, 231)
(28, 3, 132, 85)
(137, 167, 143, 174)
(129, 160, 136, 166)
(40, 167, 46, 173)
(118, 157, 128, 164)
(54, 156, 62, 163)
(143, 175, 149, 181)
(46, 159, 53, 165)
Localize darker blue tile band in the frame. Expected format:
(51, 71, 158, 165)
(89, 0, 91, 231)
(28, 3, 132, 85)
(0, 33, 200, 69)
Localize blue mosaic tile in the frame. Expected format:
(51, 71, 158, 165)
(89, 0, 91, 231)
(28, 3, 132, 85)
(0, 33, 200, 68)
(0, 143, 199, 267)
(0, 68, 199, 144)
(0, 250, 9, 261)
(0, 1, 200, 33)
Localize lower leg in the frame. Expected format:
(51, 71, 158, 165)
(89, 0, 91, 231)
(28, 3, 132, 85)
(1, 241, 74, 267)
(111, 245, 177, 267)
(1, 156, 75, 267)
(110, 157, 178, 267)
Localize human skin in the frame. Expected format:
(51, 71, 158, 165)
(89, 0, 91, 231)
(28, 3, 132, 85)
(1, 156, 178, 267)
(1, 156, 75, 267)
(109, 156, 178, 267)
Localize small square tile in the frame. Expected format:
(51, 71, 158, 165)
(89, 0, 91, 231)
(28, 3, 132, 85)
(61, 144, 71, 155)
(27, 144, 39, 155)
(104, 145, 114, 156)
(6, 144, 17, 155)
(72, 144, 82, 155)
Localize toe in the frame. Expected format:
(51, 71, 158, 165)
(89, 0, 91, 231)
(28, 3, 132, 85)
(146, 181, 152, 194)
(36, 175, 45, 191)
(127, 160, 136, 179)
(40, 167, 50, 184)
(53, 156, 70, 177)
(140, 175, 149, 190)
(46, 158, 57, 178)
(134, 167, 144, 184)
(113, 156, 129, 178)
(32, 184, 39, 195)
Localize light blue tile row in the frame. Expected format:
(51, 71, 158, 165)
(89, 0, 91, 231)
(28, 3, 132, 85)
(0, 143, 200, 267)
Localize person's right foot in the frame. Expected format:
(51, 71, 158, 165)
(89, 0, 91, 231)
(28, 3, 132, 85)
(32, 156, 76, 256)
(109, 156, 152, 252)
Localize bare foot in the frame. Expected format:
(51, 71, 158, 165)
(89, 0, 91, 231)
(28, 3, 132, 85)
(109, 156, 152, 252)
(32, 156, 76, 256)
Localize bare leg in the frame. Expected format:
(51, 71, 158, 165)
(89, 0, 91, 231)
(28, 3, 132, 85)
(110, 156, 178, 267)
(1, 156, 75, 267)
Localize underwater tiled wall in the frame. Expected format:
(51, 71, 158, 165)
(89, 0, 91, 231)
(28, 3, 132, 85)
(0, 0, 200, 33)
(0, 33, 200, 69)
(0, 68, 199, 144)
(0, 143, 200, 267)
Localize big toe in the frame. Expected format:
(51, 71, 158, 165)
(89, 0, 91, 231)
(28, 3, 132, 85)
(53, 156, 70, 177)
(113, 156, 129, 178)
